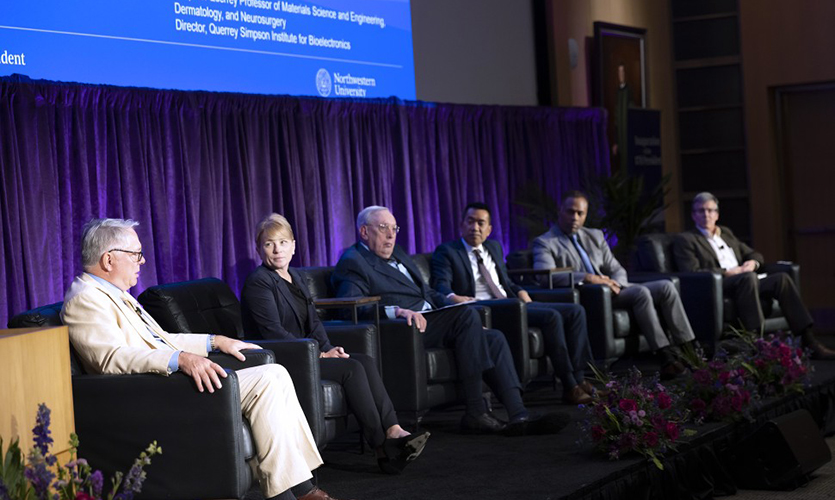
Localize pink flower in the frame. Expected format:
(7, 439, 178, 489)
(691, 399, 706, 413)
(665, 422, 680, 441)
(75, 493, 95, 500)
(591, 425, 607, 441)
(619, 399, 637, 412)
(656, 392, 672, 410)
(642, 431, 659, 447)
(693, 369, 712, 385)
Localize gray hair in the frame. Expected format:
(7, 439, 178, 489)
(692, 192, 719, 209)
(81, 218, 139, 270)
(356, 206, 391, 232)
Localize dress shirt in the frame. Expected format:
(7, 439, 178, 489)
(460, 239, 507, 300)
(696, 227, 739, 270)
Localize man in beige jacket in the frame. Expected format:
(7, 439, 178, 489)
(61, 218, 340, 500)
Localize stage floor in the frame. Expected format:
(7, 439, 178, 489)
(309, 360, 835, 500)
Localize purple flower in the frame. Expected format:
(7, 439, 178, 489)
(90, 470, 104, 497)
(32, 403, 56, 466)
(24, 461, 55, 500)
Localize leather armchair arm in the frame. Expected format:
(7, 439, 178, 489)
(73, 371, 250, 499)
(209, 349, 275, 371)
(471, 304, 492, 329)
(629, 273, 681, 293)
(577, 284, 618, 362)
(474, 298, 530, 384)
(378, 319, 428, 413)
(249, 338, 325, 448)
(324, 321, 378, 359)
(761, 262, 801, 290)
(527, 288, 579, 304)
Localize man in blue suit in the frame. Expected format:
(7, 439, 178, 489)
(332, 206, 567, 435)
(431, 202, 595, 404)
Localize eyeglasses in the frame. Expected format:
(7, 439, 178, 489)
(366, 223, 400, 235)
(109, 248, 144, 262)
(692, 208, 718, 214)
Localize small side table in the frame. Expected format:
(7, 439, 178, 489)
(313, 296, 382, 375)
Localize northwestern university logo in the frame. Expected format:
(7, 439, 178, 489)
(316, 68, 332, 97)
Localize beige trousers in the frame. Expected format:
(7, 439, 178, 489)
(238, 364, 323, 497)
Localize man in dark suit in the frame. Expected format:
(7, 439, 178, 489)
(673, 191, 835, 359)
(332, 206, 567, 435)
(431, 202, 595, 404)
(532, 191, 696, 378)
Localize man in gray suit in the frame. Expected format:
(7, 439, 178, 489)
(532, 191, 695, 377)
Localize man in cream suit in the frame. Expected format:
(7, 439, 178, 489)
(531, 191, 695, 378)
(61, 218, 339, 500)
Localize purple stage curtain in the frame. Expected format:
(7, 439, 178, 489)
(0, 78, 609, 327)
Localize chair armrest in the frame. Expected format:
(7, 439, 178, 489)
(246, 338, 326, 448)
(629, 273, 681, 293)
(507, 267, 574, 289)
(527, 288, 580, 304)
(761, 262, 801, 289)
(378, 319, 428, 413)
(670, 271, 723, 347)
(209, 349, 275, 371)
(324, 321, 378, 359)
(73, 371, 249, 499)
(470, 304, 492, 329)
(577, 284, 618, 362)
(474, 298, 530, 384)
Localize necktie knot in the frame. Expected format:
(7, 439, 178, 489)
(472, 248, 485, 264)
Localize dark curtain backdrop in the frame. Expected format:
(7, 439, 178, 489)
(0, 77, 609, 327)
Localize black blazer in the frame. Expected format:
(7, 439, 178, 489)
(673, 226, 764, 274)
(331, 243, 450, 317)
(430, 238, 523, 298)
(240, 264, 333, 351)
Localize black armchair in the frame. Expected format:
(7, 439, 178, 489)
(632, 233, 795, 341)
(299, 264, 478, 424)
(9, 303, 271, 500)
(506, 249, 670, 367)
(136, 277, 373, 449)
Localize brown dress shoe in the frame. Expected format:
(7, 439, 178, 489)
(809, 341, 835, 360)
(563, 385, 593, 405)
(298, 487, 351, 500)
(579, 380, 609, 397)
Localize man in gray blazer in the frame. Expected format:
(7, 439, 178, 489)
(532, 191, 695, 377)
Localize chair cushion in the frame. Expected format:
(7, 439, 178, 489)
(138, 278, 244, 339)
(426, 348, 458, 382)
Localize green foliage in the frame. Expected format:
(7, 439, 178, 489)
(512, 170, 670, 263)
(584, 169, 670, 262)
(1, 437, 34, 500)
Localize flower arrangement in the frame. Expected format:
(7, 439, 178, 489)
(580, 367, 694, 470)
(679, 345, 756, 424)
(738, 332, 813, 397)
(0, 403, 160, 500)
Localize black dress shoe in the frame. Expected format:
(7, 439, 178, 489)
(504, 411, 570, 437)
(460, 412, 506, 434)
(378, 431, 431, 474)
